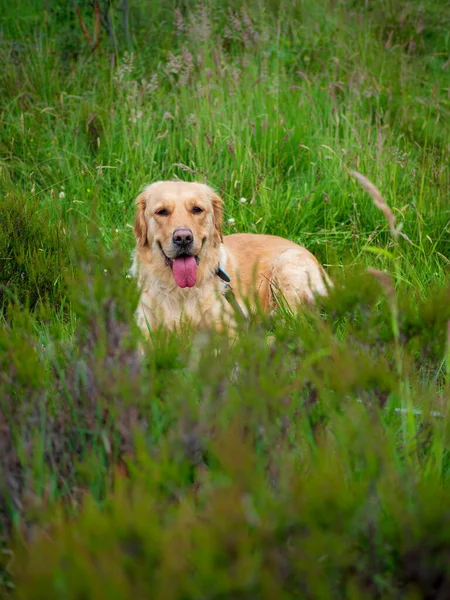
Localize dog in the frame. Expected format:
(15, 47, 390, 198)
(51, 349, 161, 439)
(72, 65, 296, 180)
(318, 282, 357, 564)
(130, 180, 331, 338)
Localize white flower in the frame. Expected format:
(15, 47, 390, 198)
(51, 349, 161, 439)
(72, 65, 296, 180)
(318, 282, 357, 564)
(239, 197, 247, 204)
(227, 218, 235, 225)
(115, 229, 119, 233)
(59, 191, 65, 199)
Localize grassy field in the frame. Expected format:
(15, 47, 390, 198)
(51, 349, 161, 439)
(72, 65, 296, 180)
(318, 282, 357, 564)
(1, 0, 450, 596)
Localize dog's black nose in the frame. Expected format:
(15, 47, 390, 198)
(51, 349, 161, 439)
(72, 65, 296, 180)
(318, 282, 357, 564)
(172, 228, 193, 246)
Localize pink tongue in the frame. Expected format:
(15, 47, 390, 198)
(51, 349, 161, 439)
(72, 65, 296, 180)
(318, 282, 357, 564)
(172, 256, 197, 288)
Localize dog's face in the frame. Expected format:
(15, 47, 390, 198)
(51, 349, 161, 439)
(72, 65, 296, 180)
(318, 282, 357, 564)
(134, 181, 223, 288)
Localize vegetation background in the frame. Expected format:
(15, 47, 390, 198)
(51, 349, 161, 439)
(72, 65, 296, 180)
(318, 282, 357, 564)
(1, 0, 450, 596)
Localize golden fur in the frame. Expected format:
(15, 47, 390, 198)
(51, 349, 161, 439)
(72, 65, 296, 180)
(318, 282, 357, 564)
(130, 180, 331, 336)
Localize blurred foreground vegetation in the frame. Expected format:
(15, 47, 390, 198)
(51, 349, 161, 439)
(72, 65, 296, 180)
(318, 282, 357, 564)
(1, 0, 450, 596)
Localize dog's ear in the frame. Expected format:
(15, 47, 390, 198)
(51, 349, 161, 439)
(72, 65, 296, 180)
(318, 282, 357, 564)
(134, 191, 148, 247)
(210, 192, 223, 244)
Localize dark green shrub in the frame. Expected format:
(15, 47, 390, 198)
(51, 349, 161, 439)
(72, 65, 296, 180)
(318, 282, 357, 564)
(1, 264, 449, 598)
(0, 197, 72, 317)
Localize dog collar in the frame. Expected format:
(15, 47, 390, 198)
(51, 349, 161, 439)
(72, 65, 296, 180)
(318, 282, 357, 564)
(215, 265, 247, 323)
(216, 265, 231, 282)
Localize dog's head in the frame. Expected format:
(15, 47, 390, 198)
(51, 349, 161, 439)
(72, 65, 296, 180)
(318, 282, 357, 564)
(134, 180, 223, 288)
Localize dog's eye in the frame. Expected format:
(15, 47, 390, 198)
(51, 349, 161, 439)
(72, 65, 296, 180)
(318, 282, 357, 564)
(191, 206, 204, 214)
(155, 208, 169, 216)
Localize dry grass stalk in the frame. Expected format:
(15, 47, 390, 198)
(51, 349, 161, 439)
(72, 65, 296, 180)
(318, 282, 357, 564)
(350, 170, 399, 239)
(75, 1, 102, 52)
(367, 267, 396, 302)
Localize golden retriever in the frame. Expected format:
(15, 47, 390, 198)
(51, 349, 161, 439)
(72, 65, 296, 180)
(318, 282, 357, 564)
(130, 180, 331, 337)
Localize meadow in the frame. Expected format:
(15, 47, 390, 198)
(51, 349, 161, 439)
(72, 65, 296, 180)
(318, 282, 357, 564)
(1, 0, 450, 596)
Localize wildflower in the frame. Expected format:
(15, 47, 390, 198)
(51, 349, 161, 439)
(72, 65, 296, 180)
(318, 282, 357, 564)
(179, 47, 193, 86)
(228, 8, 242, 36)
(129, 109, 143, 124)
(186, 113, 197, 126)
(144, 73, 159, 95)
(188, 3, 211, 43)
(227, 217, 235, 225)
(113, 51, 135, 84)
(166, 52, 182, 75)
(59, 191, 65, 199)
(232, 69, 240, 88)
(174, 7, 184, 34)
(240, 8, 257, 44)
(239, 197, 247, 204)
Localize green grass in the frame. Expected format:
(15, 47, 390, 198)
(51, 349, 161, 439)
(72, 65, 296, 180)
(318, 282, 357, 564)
(1, 0, 450, 596)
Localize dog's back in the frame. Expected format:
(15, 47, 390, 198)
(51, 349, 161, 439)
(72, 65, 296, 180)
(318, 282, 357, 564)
(223, 233, 330, 311)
